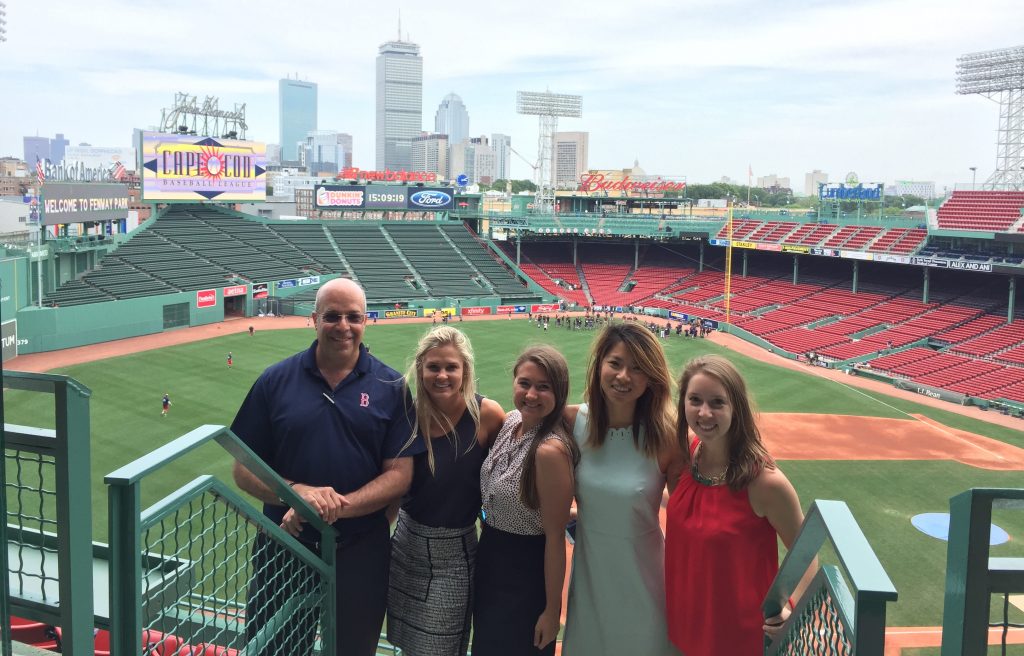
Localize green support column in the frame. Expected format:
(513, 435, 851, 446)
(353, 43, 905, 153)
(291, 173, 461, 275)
(1009, 276, 1017, 323)
(634, 240, 639, 269)
(742, 250, 748, 277)
(923, 267, 930, 304)
(852, 260, 859, 293)
(573, 236, 578, 267)
(516, 234, 521, 266)
(792, 255, 799, 285)
(699, 240, 704, 272)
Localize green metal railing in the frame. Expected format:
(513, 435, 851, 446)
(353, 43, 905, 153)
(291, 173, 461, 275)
(763, 500, 898, 655)
(105, 424, 338, 656)
(941, 488, 1024, 656)
(3, 371, 95, 656)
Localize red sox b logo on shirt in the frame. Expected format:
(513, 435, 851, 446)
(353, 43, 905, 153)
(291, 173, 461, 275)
(360, 393, 370, 407)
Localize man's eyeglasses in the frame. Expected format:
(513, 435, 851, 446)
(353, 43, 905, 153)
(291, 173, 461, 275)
(319, 312, 366, 325)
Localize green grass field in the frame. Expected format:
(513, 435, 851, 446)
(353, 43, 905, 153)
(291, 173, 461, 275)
(5, 319, 1023, 629)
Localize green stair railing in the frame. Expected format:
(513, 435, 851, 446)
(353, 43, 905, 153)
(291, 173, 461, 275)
(941, 488, 1024, 656)
(105, 424, 337, 656)
(3, 371, 94, 656)
(763, 499, 898, 655)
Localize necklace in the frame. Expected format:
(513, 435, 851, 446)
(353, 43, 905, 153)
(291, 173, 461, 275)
(691, 441, 729, 486)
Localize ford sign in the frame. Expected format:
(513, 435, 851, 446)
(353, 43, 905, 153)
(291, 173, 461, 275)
(408, 189, 454, 210)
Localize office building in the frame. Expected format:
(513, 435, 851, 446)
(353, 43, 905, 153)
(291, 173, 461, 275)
(435, 93, 469, 147)
(266, 144, 281, 166)
(553, 132, 589, 189)
(303, 130, 348, 176)
(412, 133, 449, 179)
(376, 35, 422, 170)
(23, 136, 50, 167)
(279, 76, 318, 165)
(491, 133, 511, 182)
(887, 180, 936, 199)
(756, 174, 791, 190)
(804, 170, 828, 197)
(337, 133, 353, 169)
(449, 137, 497, 185)
(49, 133, 69, 163)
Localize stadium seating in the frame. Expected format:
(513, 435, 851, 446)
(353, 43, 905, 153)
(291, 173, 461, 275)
(936, 190, 1024, 232)
(948, 320, 1024, 356)
(45, 206, 533, 306)
(437, 224, 534, 298)
(385, 224, 489, 297)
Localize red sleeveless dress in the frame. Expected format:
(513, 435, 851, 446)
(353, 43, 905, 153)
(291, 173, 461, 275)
(664, 439, 779, 656)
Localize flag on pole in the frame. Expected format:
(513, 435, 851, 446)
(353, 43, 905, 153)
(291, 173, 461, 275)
(36, 159, 45, 186)
(748, 164, 753, 180)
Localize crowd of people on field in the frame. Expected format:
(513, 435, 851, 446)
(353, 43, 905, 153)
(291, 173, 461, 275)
(229, 278, 812, 656)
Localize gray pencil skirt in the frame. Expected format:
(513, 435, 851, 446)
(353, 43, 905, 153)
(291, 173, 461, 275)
(387, 510, 478, 656)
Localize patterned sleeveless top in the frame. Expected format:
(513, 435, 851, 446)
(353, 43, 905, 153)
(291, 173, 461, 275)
(480, 409, 571, 536)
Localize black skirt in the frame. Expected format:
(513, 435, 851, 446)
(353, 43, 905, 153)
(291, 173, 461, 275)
(471, 523, 555, 656)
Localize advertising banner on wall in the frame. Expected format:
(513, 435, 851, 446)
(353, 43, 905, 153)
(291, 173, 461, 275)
(141, 131, 267, 202)
(461, 306, 492, 316)
(314, 185, 455, 211)
(315, 185, 365, 209)
(385, 309, 419, 318)
(196, 289, 217, 308)
(497, 305, 527, 314)
(223, 284, 247, 297)
(252, 283, 269, 299)
(911, 256, 993, 272)
(407, 188, 454, 210)
(818, 182, 884, 201)
(1, 320, 17, 362)
(531, 303, 559, 313)
(40, 183, 131, 225)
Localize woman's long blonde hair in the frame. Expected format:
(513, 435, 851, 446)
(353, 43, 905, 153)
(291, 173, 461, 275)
(404, 326, 480, 474)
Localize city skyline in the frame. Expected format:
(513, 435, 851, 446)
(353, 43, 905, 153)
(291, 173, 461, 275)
(0, 0, 1022, 190)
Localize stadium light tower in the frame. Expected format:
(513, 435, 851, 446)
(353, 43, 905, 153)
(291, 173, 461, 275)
(956, 45, 1024, 190)
(516, 90, 582, 213)
(0, 1, 8, 43)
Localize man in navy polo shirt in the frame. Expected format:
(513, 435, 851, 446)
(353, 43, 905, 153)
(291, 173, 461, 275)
(231, 277, 419, 656)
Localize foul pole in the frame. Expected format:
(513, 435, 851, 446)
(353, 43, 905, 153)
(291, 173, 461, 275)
(724, 201, 734, 329)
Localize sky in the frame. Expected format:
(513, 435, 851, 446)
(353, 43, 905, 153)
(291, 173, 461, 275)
(1, 0, 1021, 192)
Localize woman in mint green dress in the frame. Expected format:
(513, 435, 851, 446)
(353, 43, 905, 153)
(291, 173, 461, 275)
(562, 322, 684, 655)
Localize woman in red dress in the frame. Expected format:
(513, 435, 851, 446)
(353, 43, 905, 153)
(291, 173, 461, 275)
(665, 355, 808, 656)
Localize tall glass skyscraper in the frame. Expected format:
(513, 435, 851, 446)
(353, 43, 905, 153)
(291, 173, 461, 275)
(279, 77, 318, 166)
(435, 93, 469, 147)
(376, 37, 422, 170)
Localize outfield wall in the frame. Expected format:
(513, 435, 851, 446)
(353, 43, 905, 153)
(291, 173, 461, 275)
(15, 290, 226, 354)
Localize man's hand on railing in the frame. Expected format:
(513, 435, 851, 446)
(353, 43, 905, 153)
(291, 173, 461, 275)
(288, 483, 349, 523)
(762, 603, 792, 639)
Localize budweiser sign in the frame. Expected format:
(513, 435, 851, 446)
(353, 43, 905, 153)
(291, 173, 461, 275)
(579, 173, 686, 194)
(338, 167, 438, 183)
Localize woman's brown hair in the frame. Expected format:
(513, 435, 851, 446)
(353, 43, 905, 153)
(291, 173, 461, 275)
(676, 354, 774, 490)
(514, 345, 579, 509)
